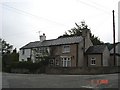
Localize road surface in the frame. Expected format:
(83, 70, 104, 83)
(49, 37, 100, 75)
(2, 73, 119, 89)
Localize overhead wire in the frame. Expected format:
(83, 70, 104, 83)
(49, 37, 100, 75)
(1, 1, 119, 38)
(1, 3, 69, 28)
(76, 0, 111, 15)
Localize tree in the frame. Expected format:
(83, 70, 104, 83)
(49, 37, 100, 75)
(10, 48, 19, 62)
(1, 39, 13, 54)
(58, 21, 104, 45)
(0, 38, 19, 72)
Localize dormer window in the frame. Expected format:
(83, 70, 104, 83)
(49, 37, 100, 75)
(62, 45, 70, 53)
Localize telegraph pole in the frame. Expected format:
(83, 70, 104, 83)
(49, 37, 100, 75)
(112, 10, 116, 66)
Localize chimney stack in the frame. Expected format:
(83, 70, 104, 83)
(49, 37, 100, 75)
(40, 33, 46, 42)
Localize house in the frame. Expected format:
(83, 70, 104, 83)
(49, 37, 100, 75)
(0, 39, 1, 54)
(19, 29, 94, 67)
(110, 42, 120, 66)
(19, 29, 111, 67)
(86, 45, 110, 67)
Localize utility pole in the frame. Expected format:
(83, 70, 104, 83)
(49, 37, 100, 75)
(112, 10, 116, 66)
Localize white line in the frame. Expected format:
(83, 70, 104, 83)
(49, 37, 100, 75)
(81, 86, 94, 88)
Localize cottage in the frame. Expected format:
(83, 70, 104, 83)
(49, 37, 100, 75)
(19, 28, 114, 67)
(19, 29, 94, 67)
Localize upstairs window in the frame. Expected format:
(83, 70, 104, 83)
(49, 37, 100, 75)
(62, 45, 70, 53)
(91, 57, 96, 65)
(22, 49, 25, 55)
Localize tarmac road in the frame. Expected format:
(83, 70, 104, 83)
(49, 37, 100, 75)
(2, 73, 119, 89)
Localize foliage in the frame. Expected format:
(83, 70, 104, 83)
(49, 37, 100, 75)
(8, 58, 49, 73)
(1, 39, 13, 54)
(58, 21, 104, 45)
(1, 38, 19, 72)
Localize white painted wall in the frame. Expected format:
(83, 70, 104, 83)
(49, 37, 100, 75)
(19, 49, 31, 62)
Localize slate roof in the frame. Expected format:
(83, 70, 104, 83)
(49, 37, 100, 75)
(20, 36, 83, 49)
(86, 45, 107, 54)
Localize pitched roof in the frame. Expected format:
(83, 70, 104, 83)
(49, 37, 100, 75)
(20, 36, 83, 49)
(86, 45, 107, 54)
(105, 42, 120, 51)
(110, 42, 120, 54)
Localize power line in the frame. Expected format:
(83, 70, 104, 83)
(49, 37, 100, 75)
(1, 1, 119, 37)
(76, 0, 120, 22)
(1, 3, 69, 28)
(76, 0, 111, 15)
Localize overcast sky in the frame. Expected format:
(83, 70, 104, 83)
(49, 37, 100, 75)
(0, 0, 119, 50)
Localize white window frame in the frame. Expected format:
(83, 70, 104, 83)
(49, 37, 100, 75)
(50, 59, 54, 66)
(62, 45, 70, 53)
(91, 57, 96, 65)
(61, 56, 71, 67)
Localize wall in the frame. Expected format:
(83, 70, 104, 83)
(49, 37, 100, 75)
(87, 54, 102, 67)
(110, 43, 120, 66)
(46, 67, 119, 75)
(0, 39, 1, 72)
(116, 55, 120, 66)
(84, 31, 93, 52)
(51, 44, 78, 67)
(110, 55, 120, 66)
(78, 41, 84, 67)
(19, 49, 31, 62)
(103, 47, 110, 66)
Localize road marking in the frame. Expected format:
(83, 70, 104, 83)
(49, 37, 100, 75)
(81, 86, 94, 88)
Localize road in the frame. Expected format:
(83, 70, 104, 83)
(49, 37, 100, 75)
(2, 73, 119, 89)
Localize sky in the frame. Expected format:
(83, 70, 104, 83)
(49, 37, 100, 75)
(0, 0, 119, 50)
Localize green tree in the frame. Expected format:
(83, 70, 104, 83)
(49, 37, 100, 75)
(58, 21, 104, 45)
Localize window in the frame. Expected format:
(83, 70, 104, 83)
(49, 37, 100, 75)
(22, 49, 25, 55)
(61, 57, 71, 67)
(62, 45, 70, 53)
(38, 47, 49, 55)
(91, 58, 96, 65)
(55, 60, 59, 66)
(50, 59, 54, 66)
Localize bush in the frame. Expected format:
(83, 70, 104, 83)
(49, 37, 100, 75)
(8, 61, 47, 73)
